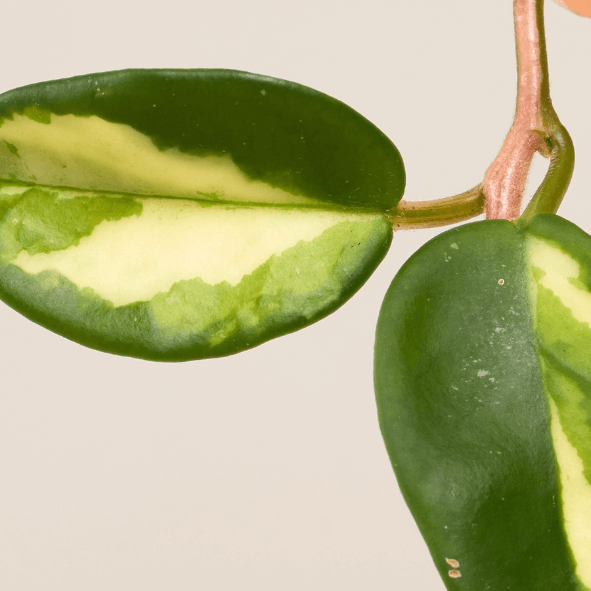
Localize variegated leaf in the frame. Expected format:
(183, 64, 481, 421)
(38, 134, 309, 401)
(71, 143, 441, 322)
(375, 214, 591, 591)
(0, 70, 404, 360)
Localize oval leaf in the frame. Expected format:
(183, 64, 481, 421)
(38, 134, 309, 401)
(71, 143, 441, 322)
(375, 215, 591, 590)
(0, 69, 404, 360)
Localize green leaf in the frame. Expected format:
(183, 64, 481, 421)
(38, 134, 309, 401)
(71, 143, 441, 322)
(0, 69, 404, 360)
(374, 214, 591, 591)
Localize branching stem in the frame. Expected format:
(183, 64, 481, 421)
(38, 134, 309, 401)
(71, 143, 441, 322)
(394, 0, 573, 229)
(484, 0, 573, 220)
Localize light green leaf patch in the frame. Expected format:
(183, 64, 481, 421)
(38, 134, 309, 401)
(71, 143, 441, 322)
(149, 213, 385, 346)
(528, 232, 591, 588)
(11, 194, 374, 306)
(0, 183, 390, 360)
(0, 187, 142, 261)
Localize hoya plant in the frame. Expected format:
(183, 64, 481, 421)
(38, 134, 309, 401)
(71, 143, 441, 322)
(1, 0, 590, 589)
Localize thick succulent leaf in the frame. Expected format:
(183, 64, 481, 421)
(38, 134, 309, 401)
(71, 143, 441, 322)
(0, 69, 404, 360)
(374, 214, 591, 590)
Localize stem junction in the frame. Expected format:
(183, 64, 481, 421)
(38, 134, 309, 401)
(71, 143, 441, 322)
(392, 0, 573, 230)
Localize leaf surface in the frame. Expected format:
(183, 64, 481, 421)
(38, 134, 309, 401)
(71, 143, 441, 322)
(0, 69, 404, 360)
(375, 214, 591, 590)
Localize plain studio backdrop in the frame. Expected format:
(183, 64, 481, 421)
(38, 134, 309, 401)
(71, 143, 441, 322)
(1, 1, 590, 590)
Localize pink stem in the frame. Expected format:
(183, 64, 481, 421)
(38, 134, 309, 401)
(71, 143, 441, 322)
(483, 0, 555, 220)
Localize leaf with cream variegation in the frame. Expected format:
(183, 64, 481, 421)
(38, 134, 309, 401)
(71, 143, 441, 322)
(374, 214, 591, 591)
(0, 69, 404, 360)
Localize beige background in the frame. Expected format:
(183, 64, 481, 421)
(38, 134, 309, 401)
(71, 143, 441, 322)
(1, 1, 590, 589)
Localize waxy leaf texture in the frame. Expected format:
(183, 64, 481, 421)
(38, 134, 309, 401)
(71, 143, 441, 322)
(375, 215, 591, 591)
(0, 69, 404, 360)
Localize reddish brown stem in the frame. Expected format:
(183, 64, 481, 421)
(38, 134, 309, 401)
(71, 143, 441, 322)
(394, 0, 572, 228)
(483, 0, 559, 220)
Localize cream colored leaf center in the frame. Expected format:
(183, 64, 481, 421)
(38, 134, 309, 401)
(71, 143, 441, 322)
(13, 199, 373, 306)
(0, 113, 318, 205)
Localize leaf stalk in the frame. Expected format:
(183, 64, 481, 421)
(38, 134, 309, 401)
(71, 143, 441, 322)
(388, 185, 484, 230)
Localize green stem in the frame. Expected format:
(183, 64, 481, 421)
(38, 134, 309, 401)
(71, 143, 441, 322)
(388, 185, 484, 230)
(519, 121, 575, 224)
